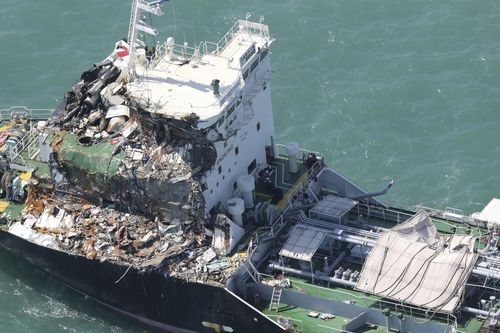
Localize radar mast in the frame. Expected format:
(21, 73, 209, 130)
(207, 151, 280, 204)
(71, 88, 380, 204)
(127, 0, 168, 79)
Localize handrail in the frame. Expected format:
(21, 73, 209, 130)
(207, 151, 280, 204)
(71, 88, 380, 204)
(148, 19, 271, 68)
(259, 273, 458, 327)
(0, 106, 52, 167)
(415, 204, 468, 219)
(0, 106, 53, 122)
(316, 325, 347, 333)
(265, 314, 303, 333)
(275, 143, 323, 160)
(9, 129, 33, 163)
(219, 79, 241, 107)
(244, 204, 295, 282)
(215, 20, 270, 55)
(287, 160, 323, 204)
(355, 203, 412, 225)
(247, 158, 325, 262)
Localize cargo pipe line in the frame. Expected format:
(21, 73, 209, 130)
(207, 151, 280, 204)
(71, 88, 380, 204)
(268, 263, 357, 288)
(462, 306, 500, 319)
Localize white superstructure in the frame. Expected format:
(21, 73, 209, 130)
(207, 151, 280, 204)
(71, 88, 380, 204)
(125, 7, 275, 212)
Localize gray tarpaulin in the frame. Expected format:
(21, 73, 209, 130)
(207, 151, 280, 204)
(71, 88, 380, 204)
(356, 211, 477, 313)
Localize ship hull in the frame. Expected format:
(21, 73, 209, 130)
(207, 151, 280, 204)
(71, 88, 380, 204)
(0, 230, 283, 333)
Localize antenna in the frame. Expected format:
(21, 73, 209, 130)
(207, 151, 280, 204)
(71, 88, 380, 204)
(127, 0, 169, 80)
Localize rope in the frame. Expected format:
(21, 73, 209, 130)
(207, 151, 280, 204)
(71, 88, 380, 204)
(115, 264, 133, 284)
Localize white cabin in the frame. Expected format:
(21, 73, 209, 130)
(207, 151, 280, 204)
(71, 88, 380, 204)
(126, 19, 275, 211)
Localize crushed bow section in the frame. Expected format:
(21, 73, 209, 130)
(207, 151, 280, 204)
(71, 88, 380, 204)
(4, 60, 237, 282)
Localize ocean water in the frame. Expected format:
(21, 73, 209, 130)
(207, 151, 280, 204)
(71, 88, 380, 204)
(0, 0, 500, 332)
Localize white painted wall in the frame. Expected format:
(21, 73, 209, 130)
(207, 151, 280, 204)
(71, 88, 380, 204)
(202, 54, 275, 211)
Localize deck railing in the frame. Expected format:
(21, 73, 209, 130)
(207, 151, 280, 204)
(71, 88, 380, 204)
(354, 203, 413, 225)
(209, 19, 270, 55)
(8, 126, 39, 166)
(316, 325, 348, 333)
(245, 204, 296, 283)
(265, 314, 304, 333)
(286, 160, 323, 204)
(218, 79, 242, 107)
(149, 19, 270, 67)
(259, 274, 458, 328)
(0, 106, 52, 167)
(245, 156, 325, 281)
(0, 106, 53, 122)
(275, 143, 323, 160)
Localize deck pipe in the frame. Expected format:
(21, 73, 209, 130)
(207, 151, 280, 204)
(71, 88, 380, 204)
(268, 263, 357, 288)
(462, 306, 500, 318)
(349, 180, 395, 201)
(323, 232, 377, 247)
(297, 211, 380, 243)
(269, 266, 500, 318)
(472, 268, 500, 280)
(325, 243, 355, 276)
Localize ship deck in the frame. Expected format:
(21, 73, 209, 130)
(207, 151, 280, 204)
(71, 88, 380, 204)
(250, 166, 490, 333)
(258, 275, 485, 333)
(263, 305, 374, 333)
(0, 113, 495, 333)
(0, 110, 51, 221)
(254, 152, 313, 210)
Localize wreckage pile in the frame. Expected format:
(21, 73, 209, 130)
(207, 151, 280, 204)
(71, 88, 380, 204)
(43, 61, 215, 222)
(18, 191, 243, 283)
(21, 193, 204, 263)
(9, 59, 233, 281)
(48, 62, 216, 219)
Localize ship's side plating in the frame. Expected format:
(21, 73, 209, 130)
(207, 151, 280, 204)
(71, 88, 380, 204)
(0, 228, 285, 333)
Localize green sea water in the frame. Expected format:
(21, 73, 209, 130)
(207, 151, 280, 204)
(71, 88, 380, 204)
(0, 0, 500, 332)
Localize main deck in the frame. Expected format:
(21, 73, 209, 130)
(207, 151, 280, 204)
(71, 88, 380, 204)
(0, 107, 53, 221)
(244, 150, 500, 333)
(0, 108, 499, 333)
(258, 276, 484, 333)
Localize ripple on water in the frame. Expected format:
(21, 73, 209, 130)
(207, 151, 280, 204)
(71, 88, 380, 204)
(1, 1, 500, 332)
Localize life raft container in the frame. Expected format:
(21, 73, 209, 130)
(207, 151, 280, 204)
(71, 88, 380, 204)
(115, 40, 129, 58)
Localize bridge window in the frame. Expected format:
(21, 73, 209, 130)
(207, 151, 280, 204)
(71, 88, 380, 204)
(260, 48, 268, 61)
(218, 115, 225, 128)
(250, 58, 259, 73)
(248, 159, 256, 174)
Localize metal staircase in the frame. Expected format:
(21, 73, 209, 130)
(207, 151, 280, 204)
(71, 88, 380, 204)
(269, 286, 283, 312)
(9, 127, 39, 171)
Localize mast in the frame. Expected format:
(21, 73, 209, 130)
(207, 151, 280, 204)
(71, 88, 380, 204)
(127, 0, 168, 80)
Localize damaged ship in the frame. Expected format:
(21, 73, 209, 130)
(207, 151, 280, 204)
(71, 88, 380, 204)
(2, 1, 500, 333)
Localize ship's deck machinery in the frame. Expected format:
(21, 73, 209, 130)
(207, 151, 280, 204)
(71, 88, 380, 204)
(238, 153, 500, 333)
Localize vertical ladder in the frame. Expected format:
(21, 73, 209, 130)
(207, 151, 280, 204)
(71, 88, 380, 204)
(269, 286, 283, 312)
